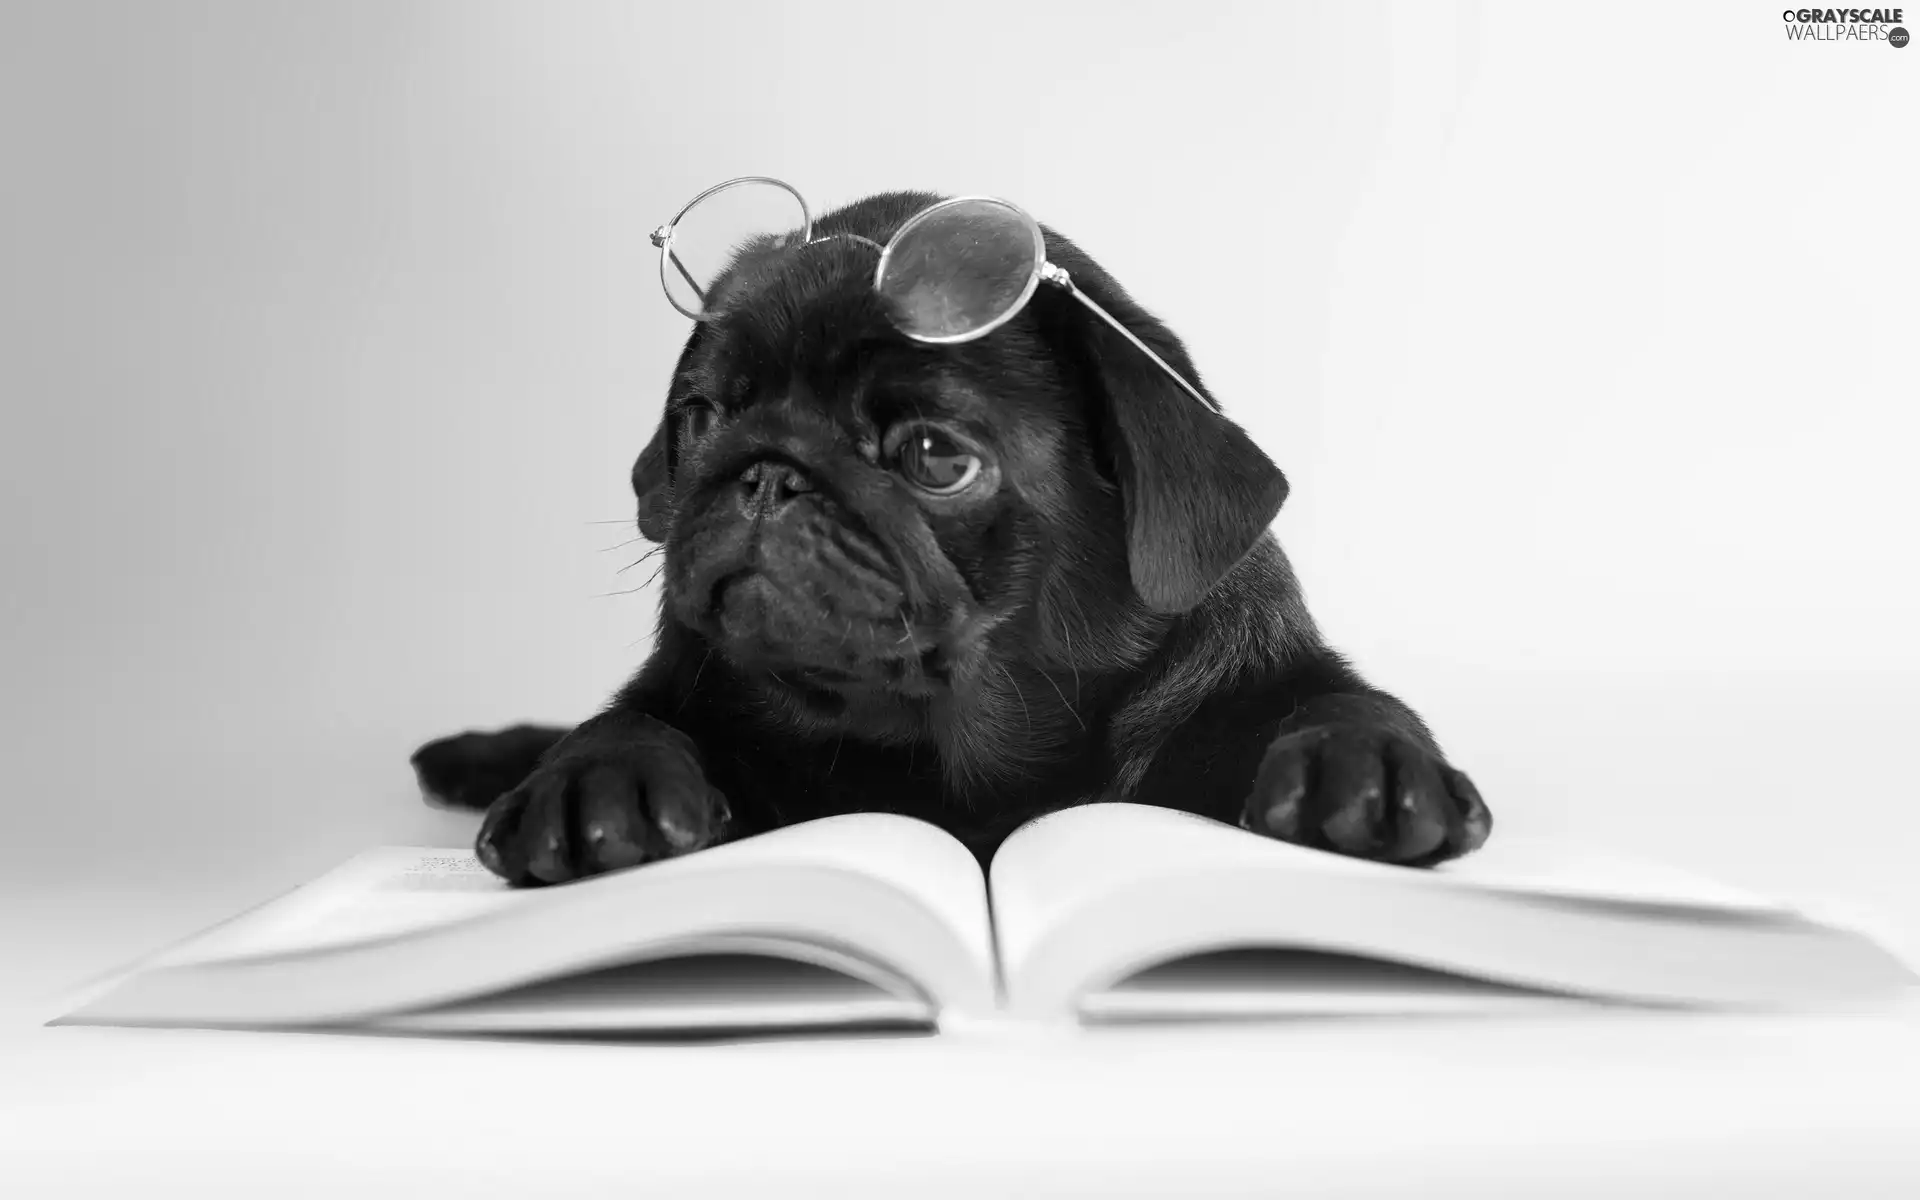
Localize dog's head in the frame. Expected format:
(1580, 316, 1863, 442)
(634, 192, 1288, 771)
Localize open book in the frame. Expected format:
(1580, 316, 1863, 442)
(59, 804, 1913, 1034)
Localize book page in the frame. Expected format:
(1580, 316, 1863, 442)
(1431, 836, 1787, 914)
(379, 953, 929, 1034)
(1081, 948, 1576, 1021)
(162, 816, 994, 982)
(989, 803, 1812, 1018)
(160, 849, 525, 964)
(992, 804, 1784, 972)
(670, 813, 995, 974)
(70, 814, 1001, 1030)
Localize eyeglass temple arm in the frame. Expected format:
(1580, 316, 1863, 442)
(668, 248, 709, 307)
(1039, 263, 1220, 414)
(652, 224, 712, 308)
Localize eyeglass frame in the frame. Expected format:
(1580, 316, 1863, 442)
(648, 177, 1220, 414)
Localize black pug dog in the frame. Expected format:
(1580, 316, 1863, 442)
(411, 191, 1491, 886)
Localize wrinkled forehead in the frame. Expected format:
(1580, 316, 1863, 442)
(704, 235, 889, 340)
(702, 234, 887, 355)
(689, 189, 954, 368)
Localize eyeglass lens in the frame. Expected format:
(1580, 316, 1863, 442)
(873, 199, 1042, 342)
(661, 181, 810, 318)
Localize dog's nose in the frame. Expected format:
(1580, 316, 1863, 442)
(737, 459, 814, 514)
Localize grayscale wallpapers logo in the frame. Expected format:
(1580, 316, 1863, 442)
(1782, 7, 1910, 44)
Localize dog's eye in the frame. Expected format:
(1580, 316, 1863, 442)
(679, 401, 718, 441)
(897, 428, 982, 495)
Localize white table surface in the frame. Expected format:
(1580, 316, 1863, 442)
(7, 987, 1920, 1198)
(7, 999, 1920, 1198)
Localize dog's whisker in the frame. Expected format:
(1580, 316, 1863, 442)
(996, 661, 1031, 735)
(1068, 595, 1100, 692)
(1057, 610, 1083, 706)
(617, 547, 666, 574)
(1036, 668, 1085, 732)
(679, 648, 714, 715)
(600, 535, 647, 553)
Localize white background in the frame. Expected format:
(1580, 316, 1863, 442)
(2, 0, 1917, 1003)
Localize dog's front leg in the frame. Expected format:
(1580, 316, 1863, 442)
(470, 707, 733, 886)
(1130, 664, 1492, 867)
(1241, 686, 1492, 866)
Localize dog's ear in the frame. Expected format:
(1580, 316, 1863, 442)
(1043, 242, 1289, 613)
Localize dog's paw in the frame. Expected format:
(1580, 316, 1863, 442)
(475, 720, 731, 886)
(1242, 723, 1490, 866)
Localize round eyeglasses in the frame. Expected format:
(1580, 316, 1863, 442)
(648, 177, 1219, 413)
